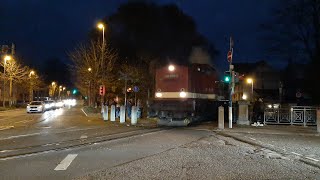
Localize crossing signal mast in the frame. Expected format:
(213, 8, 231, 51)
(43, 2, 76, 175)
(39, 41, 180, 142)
(227, 37, 235, 129)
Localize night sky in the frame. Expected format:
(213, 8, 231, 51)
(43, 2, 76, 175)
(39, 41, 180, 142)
(0, 0, 279, 75)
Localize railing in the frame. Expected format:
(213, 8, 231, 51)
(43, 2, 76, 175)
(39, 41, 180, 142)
(264, 106, 317, 126)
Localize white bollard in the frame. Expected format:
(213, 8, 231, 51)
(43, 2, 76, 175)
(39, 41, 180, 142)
(120, 106, 125, 123)
(218, 106, 224, 130)
(111, 105, 115, 122)
(103, 105, 108, 121)
(317, 108, 320, 133)
(131, 106, 137, 125)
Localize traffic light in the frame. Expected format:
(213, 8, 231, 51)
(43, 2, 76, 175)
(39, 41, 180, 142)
(72, 89, 77, 94)
(99, 85, 105, 96)
(224, 71, 231, 83)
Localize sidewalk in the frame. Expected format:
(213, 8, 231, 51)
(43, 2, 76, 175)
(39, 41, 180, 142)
(214, 123, 320, 168)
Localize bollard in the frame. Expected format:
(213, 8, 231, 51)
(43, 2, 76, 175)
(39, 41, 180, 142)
(110, 105, 115, 122)
(120, 106, 125, 123)
(131, 106, 137, 125)
(317, 108, 320, 133)
(103, 105, 108, 121)
(218, 106, 224, 130)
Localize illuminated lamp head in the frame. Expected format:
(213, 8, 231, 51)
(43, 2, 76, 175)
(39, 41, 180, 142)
(168, 65, 175, 72)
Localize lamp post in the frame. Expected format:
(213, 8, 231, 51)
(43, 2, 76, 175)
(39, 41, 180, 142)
(58, 85, 62, 100)
(246, 78, 254, 102)
(3, 55, 11, 107)
(62, 87, 66, 99)
(29, 70, 35, 102)
(88, 67, 92, 106)
(97, 22, 105, 108)
(51, 82, 56, 99)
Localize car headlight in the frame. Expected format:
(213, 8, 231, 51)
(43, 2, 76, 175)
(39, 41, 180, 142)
(155, 92, 162, 98)
(180, 92, 187, 98)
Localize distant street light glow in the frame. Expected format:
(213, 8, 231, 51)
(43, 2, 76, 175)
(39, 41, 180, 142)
(97, 23, 104, 29)
(242, 94, 247, 100)
(4, 55, 12, 61)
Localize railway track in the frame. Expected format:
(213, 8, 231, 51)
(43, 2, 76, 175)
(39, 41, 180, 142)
(0, 127, 169, 160)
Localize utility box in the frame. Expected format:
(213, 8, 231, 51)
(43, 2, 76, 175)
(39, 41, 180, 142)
(237, 100, 250, 125)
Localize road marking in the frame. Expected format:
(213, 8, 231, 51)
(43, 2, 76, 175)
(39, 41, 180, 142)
(14, 120, 32, 124)
(291, 152, 302, 156)
(54, 154, 78, 171)
(1, 133, 41, 140)
(0, 126, 14, 131)
(249, 137, 256, 140)
(306, 157, 319, 162)
(80, 135, 87, 139)
(81, 108, 88, 117)
(39, 126, 51, 129)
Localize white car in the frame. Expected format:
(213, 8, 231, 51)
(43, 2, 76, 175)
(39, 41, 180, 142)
(44, 100, 55, 110)
(27, 101, 45, 113)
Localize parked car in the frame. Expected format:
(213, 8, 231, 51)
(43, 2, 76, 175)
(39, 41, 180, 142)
(26, 101, 45, 113)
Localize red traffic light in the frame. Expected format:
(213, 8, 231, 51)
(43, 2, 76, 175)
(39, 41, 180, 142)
(99, 85, 105, 96)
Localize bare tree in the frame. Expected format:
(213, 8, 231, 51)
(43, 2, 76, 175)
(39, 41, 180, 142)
(262, 0, 320, 102)
(0, 59, 30, 106)
(69, 40, 118, 106)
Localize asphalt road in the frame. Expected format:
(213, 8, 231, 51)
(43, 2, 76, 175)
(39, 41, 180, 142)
(0, 107, 319, 179)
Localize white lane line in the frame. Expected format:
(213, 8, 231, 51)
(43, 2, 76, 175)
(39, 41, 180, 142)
(291, 152, 302, 156)
(1, 133, 41, 140)
(81, 108, 88, 117)
(249, 137, 256, 141)
(54, 154, 78, 171)
(305, 157, 319, 162)
(80, 135, 87, 139)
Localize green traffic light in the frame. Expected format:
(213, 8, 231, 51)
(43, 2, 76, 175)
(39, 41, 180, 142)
(72, 89, 77, 94)
(224, 76, 230, 82)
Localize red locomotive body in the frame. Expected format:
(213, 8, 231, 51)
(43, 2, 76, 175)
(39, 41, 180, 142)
(149, 63, 222, 126)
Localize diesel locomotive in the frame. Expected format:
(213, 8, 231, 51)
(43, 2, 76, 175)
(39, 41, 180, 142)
(148, 63, 224, 126)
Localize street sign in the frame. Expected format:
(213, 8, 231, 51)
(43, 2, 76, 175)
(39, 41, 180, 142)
(99, 85, 105, 96)
(227, 50, 232, 62)
(133, 86, 139, 92)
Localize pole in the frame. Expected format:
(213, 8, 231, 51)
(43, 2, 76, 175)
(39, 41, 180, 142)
(3, 60, 5, 107)
(101, 26, 105, 108)
(135, 92, 137, 106)
(251, 82, 253, 102)
(124, 75, 127, 107)
(228, 36, 234, 129)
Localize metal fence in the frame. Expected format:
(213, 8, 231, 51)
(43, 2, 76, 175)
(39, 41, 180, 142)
(264, 106, 317, 126)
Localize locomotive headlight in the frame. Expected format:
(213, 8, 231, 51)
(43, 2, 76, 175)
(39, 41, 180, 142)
(168, 65, 175, 71)
(179, 91, 187, 98)
(156, 92, 163, 98)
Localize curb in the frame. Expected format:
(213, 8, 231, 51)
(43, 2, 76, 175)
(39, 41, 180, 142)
(215, 131, 320, 169)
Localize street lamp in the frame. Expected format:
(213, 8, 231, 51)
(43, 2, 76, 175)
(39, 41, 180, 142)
(88, 67, 92, 106)
(246, 78, 254, 101)
(51, 82, 56, 99)
(3, 55, 12, 107)
(97, 22, 105, 108)
(97, 23, 105, 44)
(29, 70, 36, 102)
